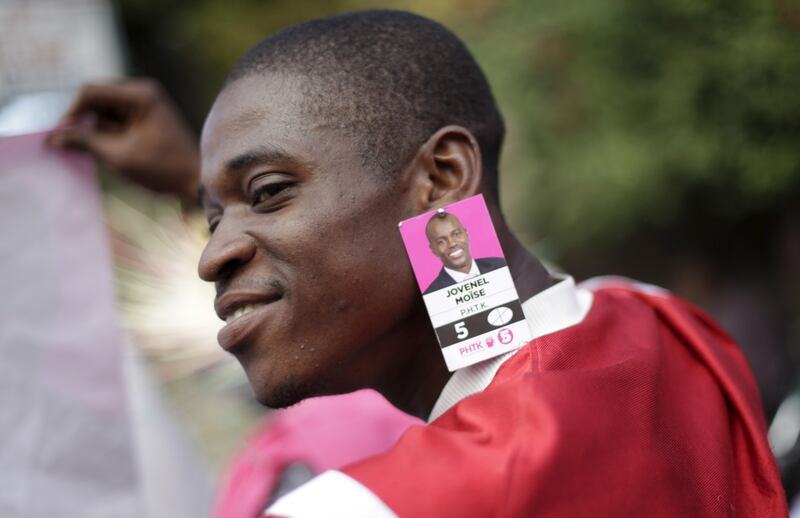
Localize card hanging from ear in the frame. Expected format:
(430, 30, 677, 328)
(398, 194, 533, 371)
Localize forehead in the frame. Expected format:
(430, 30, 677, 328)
(200, 73, 352, 194)
(427, 216, 464, 236)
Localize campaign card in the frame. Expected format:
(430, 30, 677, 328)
(398, 194, 533, 371)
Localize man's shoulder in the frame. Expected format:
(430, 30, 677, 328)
(475, 256, 506, 271)
(336, 277, 785, 517)
(423, 268, 454, 294)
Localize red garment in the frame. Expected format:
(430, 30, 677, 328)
(344, 284, 786, 516)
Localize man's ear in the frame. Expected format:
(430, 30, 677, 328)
(403, 126, 483, 211)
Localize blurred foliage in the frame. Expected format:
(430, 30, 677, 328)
(117, 0, 799, 261)
(475, 0, 800, 256)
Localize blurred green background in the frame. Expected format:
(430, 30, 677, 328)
(117, 0, 800, 420)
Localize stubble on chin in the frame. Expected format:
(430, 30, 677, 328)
(252, 372, 332, 409)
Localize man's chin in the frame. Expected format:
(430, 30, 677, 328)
(446, 260, 471, 272)
(248, 373, 328, 409)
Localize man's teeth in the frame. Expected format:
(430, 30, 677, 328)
(449, 249, 464, 258)
(226, 304, 261, 323)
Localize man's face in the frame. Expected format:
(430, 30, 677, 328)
(426, 216, 472, 272)
(198, 74, 424, 407)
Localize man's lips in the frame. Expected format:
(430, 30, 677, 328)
(217, 303, 280, 352)
(215, 291, 282, 322)
(448, 248, 465, 259)
(214, 291, 282, 352)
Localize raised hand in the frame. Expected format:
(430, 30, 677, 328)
(50, 79, 200, 204)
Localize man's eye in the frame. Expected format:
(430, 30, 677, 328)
(250, 181, 294, 206)
(208, 217, 221, 233)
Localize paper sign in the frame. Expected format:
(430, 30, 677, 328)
(0, 131, 145, 517)
(398, 195, 533, 371)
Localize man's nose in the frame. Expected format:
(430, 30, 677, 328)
(198, 225, 257, 283)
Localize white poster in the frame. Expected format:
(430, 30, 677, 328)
(0, 132, 142, 517)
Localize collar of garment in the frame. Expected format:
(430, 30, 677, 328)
(427, 274, 594, 423)
(443, 258, 481, 283)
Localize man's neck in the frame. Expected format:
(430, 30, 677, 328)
(490, 200, 554, 300)
(450, 259, 473, 275)
(374, 305, 452, 420)
(499, 233, 554, 301)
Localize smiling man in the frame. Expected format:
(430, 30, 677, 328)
(52, 9, 785, 518)
(193, 11, 550, 417)
(424, 211, 505, 294)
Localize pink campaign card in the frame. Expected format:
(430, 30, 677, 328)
(398, 195, 533, 371)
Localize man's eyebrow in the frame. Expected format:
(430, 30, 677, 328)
(225, 146, 298, 174)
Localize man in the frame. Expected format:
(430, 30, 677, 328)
(423, 211, 505, 294)
(52, 10, 786, 517)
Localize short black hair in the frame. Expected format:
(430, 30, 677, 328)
(226, 10, 505, 196)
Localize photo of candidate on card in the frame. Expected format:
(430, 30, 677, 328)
(423, 211, 506, 294)
(398, 194, 507, 295)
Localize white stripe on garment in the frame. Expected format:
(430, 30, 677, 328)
(265, 470, 397, 518)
